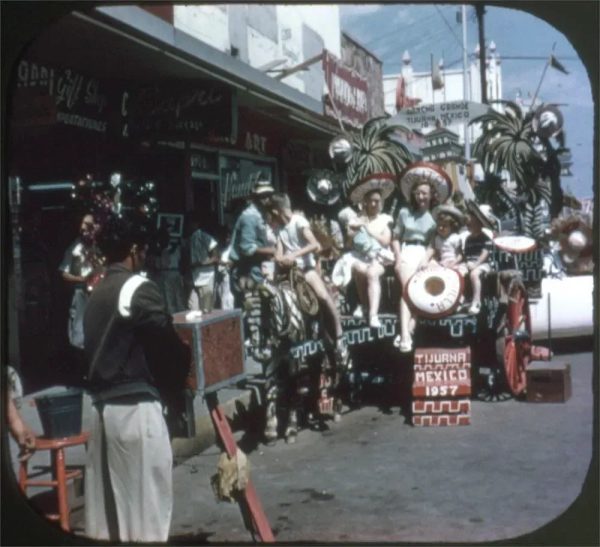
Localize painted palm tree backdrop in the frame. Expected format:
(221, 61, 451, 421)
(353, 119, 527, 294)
(344, 116, 414, 199)
(469, 101, 565, 240)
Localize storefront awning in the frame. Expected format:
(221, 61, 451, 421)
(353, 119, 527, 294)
(32, 5, 341, 138)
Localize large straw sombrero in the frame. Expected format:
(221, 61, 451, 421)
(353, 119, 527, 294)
(347, 172, 396, 205)
(432, 204, 465, 226)
(398, 161, 453, 204)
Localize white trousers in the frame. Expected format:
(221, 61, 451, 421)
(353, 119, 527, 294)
(85, 400, 173, 542)
(399, 244, 427, 341)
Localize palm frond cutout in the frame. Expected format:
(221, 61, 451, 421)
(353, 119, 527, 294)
(470, 100, 543, 192)
(344, 117, 414, 197)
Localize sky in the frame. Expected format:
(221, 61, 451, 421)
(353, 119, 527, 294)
(339, 3, 595, 199)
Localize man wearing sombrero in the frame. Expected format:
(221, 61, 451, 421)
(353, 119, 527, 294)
(228, 179, 276, 306)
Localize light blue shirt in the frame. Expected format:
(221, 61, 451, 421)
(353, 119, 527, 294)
(393, 207, 436, 245)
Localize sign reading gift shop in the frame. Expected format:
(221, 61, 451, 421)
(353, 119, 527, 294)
(322, 50, 369, 128)
(12, 59, 111, 132)
(123, 81, 235, 140)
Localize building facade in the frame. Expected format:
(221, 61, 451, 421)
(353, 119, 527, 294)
(382, 42, 503, 147)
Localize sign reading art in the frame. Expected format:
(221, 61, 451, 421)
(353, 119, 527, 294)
(322, 50, 369, 128)
(124, 81, 234, 140)
(12, 59, 110, 132)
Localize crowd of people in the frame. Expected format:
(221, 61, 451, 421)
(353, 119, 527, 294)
(8, 170, 498, 543)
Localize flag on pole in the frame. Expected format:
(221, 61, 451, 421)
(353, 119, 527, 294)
(549, 54, 569, 74)
(395, 75, 422, 111)
(431, 55, 444, 90)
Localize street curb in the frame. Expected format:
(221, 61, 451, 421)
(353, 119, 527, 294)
(171, 388, 257, 462)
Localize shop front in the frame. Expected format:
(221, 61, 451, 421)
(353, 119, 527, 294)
(6, 6, 339, 390)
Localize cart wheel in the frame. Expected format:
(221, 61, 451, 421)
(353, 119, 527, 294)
(501, 286, 531, 397)
(502, 336, 527, 396)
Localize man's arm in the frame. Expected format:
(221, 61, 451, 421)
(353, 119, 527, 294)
(238, 216, 275, 258)
(131, 281, 190, 393)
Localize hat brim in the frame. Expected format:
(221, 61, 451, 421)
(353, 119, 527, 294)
(348, 174, 396, 205)
(253, 186, 275, 196)
(307, 187, 342, 206)
(465, 200, 496, 231)
(432, 204, 465, 225)
(398, 162, 453, 204)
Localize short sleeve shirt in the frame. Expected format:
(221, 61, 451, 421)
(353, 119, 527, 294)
(393, 208, 436, 245)
(278, 213, 316, 270)
(190, 229, 218, 286)
(463, 232, 493, 262)
(59, 238, 96, 288)
(434, 232, 463, 265)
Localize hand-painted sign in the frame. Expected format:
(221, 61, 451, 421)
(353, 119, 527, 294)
(389, 101, 490, 130)
(322, 50, 369, 128)
(125, 81, 234, 139)
(12, 59, 110, 132)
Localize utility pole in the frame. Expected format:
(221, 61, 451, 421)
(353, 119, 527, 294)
(475, 4, 487, 104)
(461, 4, 471, 159)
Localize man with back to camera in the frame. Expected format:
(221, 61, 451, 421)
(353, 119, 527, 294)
(83, 213, 190, 542)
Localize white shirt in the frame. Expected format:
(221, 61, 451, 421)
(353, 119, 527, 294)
(278, 213, 316, 270)
(434, 232, 462, 266)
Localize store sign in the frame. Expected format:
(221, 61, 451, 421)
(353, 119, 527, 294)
(125, 81, 234, 140)
(389, 101, 491, 130)
(12, 59, 110, 132)
(244, 131, 267, 155)
(322, 50, 369, 128)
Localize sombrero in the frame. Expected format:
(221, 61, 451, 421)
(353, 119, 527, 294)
(464, 200, 497, 231)
(347, 172, 396, 205)
(328, 134, 354, 165)
(398, 161, 453, 204)
(252, 180, 275, 196)
(306, 170, 342, 206)
(532, 104, 563, 139)
(432, 204, 465, 226)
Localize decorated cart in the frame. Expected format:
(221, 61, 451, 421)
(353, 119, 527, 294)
(242, 98, 587, 441)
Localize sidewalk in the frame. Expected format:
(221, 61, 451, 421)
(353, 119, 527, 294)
(7, 359, 264, 531)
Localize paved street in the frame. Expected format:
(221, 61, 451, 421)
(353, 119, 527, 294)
(165, 349, 594, 544)
(5, 347, 595, 544)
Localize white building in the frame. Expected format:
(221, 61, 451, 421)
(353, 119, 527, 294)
(173, 5, 341, 102)
(383, 42, 503, 148)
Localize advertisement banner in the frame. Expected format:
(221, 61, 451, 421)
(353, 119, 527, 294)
(322, 50, 369, 128)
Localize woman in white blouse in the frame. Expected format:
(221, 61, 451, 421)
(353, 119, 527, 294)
(349, 189, 394, 328)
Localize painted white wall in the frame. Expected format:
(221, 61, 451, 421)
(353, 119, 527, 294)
(174, 5, 230, 52)
(173, 4, 341, 101)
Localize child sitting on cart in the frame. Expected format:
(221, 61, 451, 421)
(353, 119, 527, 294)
(419, 205, 465, 271)
(459, 207, 494, 315)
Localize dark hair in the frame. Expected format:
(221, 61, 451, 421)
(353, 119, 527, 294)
(436, 212, 461, 233)
(97, 214, 150, 263)
(409, 180, 438, 210)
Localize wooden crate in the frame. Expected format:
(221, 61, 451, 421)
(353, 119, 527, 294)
(526, 361, 571, 403)
(173, 309, 245, 395)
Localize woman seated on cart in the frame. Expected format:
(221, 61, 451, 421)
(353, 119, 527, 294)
(392, 163, 453, 352)
(345, 176, 396, 329)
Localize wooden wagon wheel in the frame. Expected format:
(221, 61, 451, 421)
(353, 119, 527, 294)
(501, 283, 532, 397)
